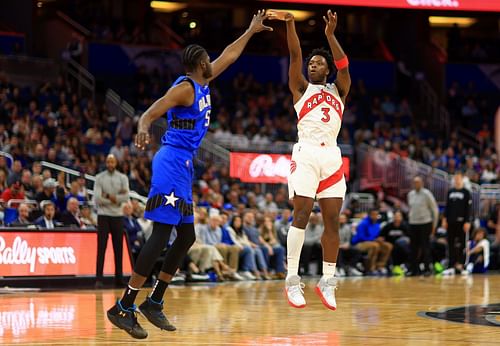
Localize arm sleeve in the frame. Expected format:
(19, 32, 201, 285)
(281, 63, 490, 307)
(465, 190, 472, 222)
(115, 174, 130, 204)
(427, 191, 439, 227)
(93, 176, 110, 206)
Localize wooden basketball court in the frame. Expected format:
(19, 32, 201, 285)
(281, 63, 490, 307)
(1, 275, 499, 345)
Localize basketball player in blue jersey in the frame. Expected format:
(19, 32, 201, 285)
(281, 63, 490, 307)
(106, 10, 272, 339)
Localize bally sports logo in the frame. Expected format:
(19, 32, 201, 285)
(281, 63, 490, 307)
(0, 236, 76, 273)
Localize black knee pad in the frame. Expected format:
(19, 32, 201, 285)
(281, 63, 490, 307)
(134, 222, 173, 277)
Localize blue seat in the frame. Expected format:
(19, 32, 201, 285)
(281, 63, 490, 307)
(4, 208, 18, 225)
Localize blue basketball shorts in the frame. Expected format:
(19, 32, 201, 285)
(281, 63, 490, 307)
(144, 145, 194, 225)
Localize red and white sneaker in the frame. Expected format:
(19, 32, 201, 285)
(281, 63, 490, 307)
(285, 275, 306, 308)
(315, 277, 338, 311)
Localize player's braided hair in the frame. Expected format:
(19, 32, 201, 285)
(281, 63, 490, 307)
(306, 48, 335, 77)
(182, 44, 208, 72)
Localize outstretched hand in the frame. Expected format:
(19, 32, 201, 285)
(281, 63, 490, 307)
(248, 9, 273, 33)
(323, 10, 338, 36)
(267, 10, 294, 22)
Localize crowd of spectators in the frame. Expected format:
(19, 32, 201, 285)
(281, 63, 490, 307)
(0, 58, 498, 281)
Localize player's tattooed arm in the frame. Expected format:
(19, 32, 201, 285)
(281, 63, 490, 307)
(135, 82, 194, 150)
(268, 10, 308, 102)
(324, 10, 351, 103)
(209, 10, 272, 82)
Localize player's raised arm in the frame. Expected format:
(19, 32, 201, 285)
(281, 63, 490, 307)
(135, 82, 194, 150)
(269, 11, 308, 102)
(324, 10, 351, 103)
(208, 10, 272, 82)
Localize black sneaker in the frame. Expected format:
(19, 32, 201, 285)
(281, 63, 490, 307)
(139, 297, 176, 331)
(107, 301, 148, 339)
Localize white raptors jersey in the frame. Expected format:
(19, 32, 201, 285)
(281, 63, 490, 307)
(293, 83, 344, 146)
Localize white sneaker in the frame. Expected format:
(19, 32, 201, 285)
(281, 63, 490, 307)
(315, 276, 338, 311)
(240, 271, 256, 280)
(348, 266, 363, 276)
(442, 268, 456, 276)
(285, 275, 306, 308)
(231, 272, 245, 281)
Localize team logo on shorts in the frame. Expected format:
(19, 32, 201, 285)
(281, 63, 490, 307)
(164, 191, 180, 207)
(290, 160, 297, 174)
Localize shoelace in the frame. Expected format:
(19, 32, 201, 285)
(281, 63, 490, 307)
(289, 282, 306, 296)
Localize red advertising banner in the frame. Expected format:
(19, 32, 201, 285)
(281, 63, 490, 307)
(264, 0, 500, 12)
(0, 231, 132, 277)
(230, 152, 349, 184)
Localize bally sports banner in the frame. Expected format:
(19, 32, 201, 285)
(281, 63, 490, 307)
(264, 0, 500, 12)
(230, 152, 349, 184)
(0, 231, 132, 277)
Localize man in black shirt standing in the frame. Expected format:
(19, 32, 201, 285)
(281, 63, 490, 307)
(444, 172, 472, 273)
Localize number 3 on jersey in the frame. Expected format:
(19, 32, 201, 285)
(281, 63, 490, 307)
(204, 110, 211, 127)
(321, 107, 330, 123)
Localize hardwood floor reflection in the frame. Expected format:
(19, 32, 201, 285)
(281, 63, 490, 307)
(1, 275, 499, 345)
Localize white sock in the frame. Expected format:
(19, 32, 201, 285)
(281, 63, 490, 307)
(286, 226, 305, 279)
(322, 262, 336, 280)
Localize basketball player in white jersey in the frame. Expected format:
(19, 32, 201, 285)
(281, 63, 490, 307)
(269, 10, 351, 310)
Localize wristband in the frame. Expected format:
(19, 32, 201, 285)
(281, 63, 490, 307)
(334, 56, 349, 70)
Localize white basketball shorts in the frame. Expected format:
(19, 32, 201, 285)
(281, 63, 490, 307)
(288, 142, 346, 200)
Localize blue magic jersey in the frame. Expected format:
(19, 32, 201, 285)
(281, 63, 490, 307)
(161, 76, 211, 152)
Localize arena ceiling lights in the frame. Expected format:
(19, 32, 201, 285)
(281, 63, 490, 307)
(428, 16, 477, 27)
(262, 0, 500, 12)
(150, 1, 187, 13)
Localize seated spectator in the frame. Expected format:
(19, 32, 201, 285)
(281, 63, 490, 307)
(1, 179, 25, 208)
(80, 204, 97, 228)
(300, 212, 323, 276)
(0, 168, 7, 193)
(122, 202, 144, 260)
(34, 201, 60, 229)
(9, 202, 33, 226)
(352, 209, 393, 275)
(35, 178, 57, 204)
(258, 193, 278, 213)
(197, 211, 243, 280)
(191, 212, 241, 281)
(379, 210, 410, 275)
(60, 197, 84, 227)
(275, 208, 292, 247)
(466, 228, 490, 274)
(259, 216, 286, 279)
(487, 202, 500, 250)
(338, 213, 363, 276)
(20, 169, 35, 199)
(67, 180, 88, 203)
(7, 160, 22, 185)
(136, 205, 153, 240)
(227, 215, 261, 280)
(242, 211, 272, 280)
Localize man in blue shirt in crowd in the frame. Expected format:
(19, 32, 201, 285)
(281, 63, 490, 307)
(352, 209, 393, 275)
